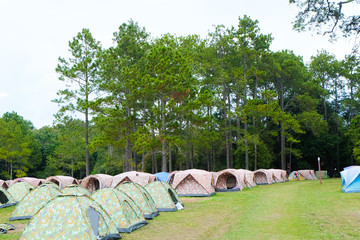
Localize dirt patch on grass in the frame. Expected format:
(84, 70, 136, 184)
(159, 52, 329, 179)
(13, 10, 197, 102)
(181, 197, 210, 203)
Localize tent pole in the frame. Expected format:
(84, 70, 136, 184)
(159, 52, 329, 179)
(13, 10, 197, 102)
(318, 157, 322, 184)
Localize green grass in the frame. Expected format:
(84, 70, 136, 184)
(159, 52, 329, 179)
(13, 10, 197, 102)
(1, 179, 359, 239)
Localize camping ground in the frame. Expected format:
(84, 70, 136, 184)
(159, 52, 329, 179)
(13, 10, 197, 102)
(1, 178, 359, 239)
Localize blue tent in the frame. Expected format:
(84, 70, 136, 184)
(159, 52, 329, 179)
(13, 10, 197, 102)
(154, 172, 170, 183)
(341, 166, 360, 193)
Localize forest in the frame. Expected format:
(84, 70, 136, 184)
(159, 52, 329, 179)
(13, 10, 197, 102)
(1, 15, 359, 180)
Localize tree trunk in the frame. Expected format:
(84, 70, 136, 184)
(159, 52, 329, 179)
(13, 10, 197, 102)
(223, 84, 230, 169)
(125, 138, 132, 172)
(191, 145, 194, 169)
(244, 120, 249, 170)
(280, 80, 286, 170)
(161, 98, 167, 172)
(335, 78, 340, 175)
(243, 55, 249, 170)
(227, 93, 233, 168)
(253, 76, 259, 170)
(151, 127, 157, 173)
(186, 121, 190, 169)
(169, 145, 172, 172)
(10, 161, 13, 180)
(280, 122, 286, 170)
(85, 106, 90, 176)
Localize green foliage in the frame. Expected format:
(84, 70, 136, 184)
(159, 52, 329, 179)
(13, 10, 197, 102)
(43, 118, 86, 178)
(290, 0, 360, 39)
(0, 112, 34, 179)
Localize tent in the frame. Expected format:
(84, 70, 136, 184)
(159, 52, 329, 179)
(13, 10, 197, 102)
(61, 184, 90, 196)
(316, 170, 329, 179)
(168, 171, 179, 186)
(268, 169, 285, 183)
(298, 170, 317, 180)
(289, 171, 305, 181)
(145, 181, 184, 212)
(341, 166, 360, 193)
(41, 181, 61, 190)
(81, 174, 113, 193)
(0, 180, 9, 189)
(171, 169, 215, 197)
(7, 181, 34, 202)
(238, 169, 256, 188)
(45, 176, 79, 188)
(253, 169, 273, 185)
(91, 188, 148, 233)
(214, 169, 245, 192)
(19, 195, 121, 240)
(154, 172, 171, 183)
(115, 182, 159, 219)
(12, 177, 45, 187)
(0, 186, 16, 209)
(10, 184, 60, 221)
(112, 171, 156, 188)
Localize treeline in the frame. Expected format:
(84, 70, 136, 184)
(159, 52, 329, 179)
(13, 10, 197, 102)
(1, 16, 360, 180)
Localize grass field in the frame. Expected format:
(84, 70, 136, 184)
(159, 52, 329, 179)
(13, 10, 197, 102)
(1, 178, 359, 239)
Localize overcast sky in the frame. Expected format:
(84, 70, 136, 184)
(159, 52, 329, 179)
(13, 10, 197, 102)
(0, 0, 357, 129)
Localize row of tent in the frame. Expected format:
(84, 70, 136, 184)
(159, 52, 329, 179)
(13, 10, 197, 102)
(0, 180, 184, 239)
(0, 168, 317, 201)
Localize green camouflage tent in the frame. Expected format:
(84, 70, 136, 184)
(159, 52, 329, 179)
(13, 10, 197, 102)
(42, 181, 61, 190)
(116, 182, 159, 219)
(10, 184, 60, 221)
(62, 184, 90, 196)
(20, 195, 121, 240)
(91, 188, 147, 233)
(7, 181, 34, 202)
(145, 181, 184, 212)
(0, 186, 16, 209)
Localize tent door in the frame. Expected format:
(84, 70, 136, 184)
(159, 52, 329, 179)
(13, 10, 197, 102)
(87, 207, 100, 236)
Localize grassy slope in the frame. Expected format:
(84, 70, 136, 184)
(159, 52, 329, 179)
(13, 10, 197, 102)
(1, 179, 359, 240)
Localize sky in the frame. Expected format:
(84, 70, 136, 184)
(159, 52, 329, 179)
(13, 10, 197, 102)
(0, 0, 357, 129)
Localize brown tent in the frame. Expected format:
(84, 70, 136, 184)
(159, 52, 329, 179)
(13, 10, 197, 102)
(12, 177, 45, 187)
(45, 176, 79, 188)
(298, 170, 317, 180)
(171, 169, 215, 197)
(238, 169, 256, 188)
(0, 180, 9, 189)
(81, 174, 113, 192)
(111, 171, 155, 188)
(168, 171, 179, 186)
(268, 169, 285, 183)
(214, 169, 245, 192)
(253, 169, 273, 185)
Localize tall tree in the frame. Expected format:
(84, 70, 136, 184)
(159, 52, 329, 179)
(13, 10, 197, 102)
(227, 15, 272, 170)
(268, 50, 309, 170)
(94, 20, 150, 172)
(54, 28, 101, 176)
(144, 34, 192, 172)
